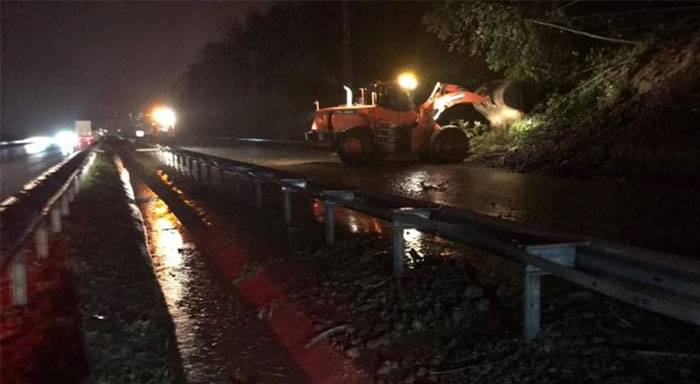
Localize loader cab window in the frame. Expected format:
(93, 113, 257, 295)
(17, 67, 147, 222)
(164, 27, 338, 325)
(374, 83, 414, 112)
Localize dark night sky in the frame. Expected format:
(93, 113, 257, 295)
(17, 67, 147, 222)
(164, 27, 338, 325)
(1, 1, 268, 139)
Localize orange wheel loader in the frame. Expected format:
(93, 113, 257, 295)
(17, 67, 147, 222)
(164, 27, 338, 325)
(305, 73, 496, 165)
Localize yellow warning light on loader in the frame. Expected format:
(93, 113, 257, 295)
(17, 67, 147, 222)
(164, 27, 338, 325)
(398, 72, 418, 91)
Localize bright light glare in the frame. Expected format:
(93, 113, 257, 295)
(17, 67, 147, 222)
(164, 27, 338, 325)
(54, 130, 77, 155)
(398, 72, 418, 91)
(24, 136, 53, 155)
(152, 106, 177, 129)
(135, 130, 145, 138)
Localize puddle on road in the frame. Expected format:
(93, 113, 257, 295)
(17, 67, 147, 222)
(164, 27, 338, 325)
(132, 181, 307, 384)
(309, 199, 455, 271)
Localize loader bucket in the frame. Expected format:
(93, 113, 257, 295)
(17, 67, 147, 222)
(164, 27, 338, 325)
(474, 81, 525, 133)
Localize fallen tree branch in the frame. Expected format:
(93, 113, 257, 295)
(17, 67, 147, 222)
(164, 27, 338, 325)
(306, 325, 347, 348)
(529, 19, 641, 45)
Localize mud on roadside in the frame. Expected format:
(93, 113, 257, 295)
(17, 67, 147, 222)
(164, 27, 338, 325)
(121, 144, 700, 384)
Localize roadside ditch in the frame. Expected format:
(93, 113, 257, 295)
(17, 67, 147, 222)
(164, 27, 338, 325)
(64, 149, 186, 383)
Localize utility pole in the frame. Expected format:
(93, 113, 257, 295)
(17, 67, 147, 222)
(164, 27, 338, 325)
(342, 1, 353, 88)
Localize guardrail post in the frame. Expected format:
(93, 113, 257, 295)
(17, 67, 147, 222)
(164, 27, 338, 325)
(522, 244, 576, 341)
(206, 164, 213, 186)
(50, 206, 62, 233)
(73, 175, 81, 195)
(392, 220, 406, 275)
(67, 181, 75, 203)
(282, 187, 293, 225)
(35, 223, 49, 258)
(250, 172, 275, 209)
(523, 265, 543, 341)
(187, 157, 193, 178)
(61, 195, 70, 216)
(11, 251, 28, 306)
(280, 179, 308, 227)
(196, 160, 202, 182)
(254, 179, 263, 209)
(391, 208, 434, 276)
(236, 174, 243, 198)
(230, 167, 250, 199)
(219, 168, 226, 188)
(321, 191, 355, 246)
(324, 201, 336, 245)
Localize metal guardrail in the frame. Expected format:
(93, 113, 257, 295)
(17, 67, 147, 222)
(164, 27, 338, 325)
(154, 146, 700, 340)
(0, 146, 96, 306)
(236, 137, 310, 147)
(169, 136, 319, 150)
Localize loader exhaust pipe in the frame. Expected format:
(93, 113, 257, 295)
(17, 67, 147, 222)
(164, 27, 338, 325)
(344, 85, 353, 107)
(359, 88, 366, 105)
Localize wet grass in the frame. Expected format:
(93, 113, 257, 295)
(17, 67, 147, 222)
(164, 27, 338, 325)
(65, 150, 186, 383)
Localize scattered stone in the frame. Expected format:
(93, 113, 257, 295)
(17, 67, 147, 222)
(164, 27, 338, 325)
(475, 298, 490, 312)
(463, 285, 485, 299)
(377, 360, 399, 376)
(345, 347, 361, 359)
(412, 319, 423, 331)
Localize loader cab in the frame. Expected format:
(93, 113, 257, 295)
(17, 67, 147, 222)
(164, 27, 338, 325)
(372, 82, 414, 112)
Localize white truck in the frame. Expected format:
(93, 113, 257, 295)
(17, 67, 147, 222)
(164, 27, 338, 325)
(75, 120, 94, 148)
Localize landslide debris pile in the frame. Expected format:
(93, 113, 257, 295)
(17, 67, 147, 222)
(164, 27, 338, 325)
(494, 34, 700, 183)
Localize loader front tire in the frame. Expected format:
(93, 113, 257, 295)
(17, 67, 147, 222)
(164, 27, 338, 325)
(430, 126, 469, 164)
(337, 127, 375, 166)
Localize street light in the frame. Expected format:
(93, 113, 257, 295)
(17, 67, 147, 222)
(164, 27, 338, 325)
(151, 106, 177, 131)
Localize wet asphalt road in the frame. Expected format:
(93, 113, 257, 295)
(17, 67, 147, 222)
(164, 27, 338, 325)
(181, 143, 700, 257)
(0, 146, 66, 200)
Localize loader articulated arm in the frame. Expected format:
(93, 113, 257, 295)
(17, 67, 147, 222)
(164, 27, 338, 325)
(422, 82, 489, 120)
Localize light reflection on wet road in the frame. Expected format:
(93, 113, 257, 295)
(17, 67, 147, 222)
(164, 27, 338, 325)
(182, 144, 700, 256)
(133, 180, 308, 383)
(0, 147, 66, 199)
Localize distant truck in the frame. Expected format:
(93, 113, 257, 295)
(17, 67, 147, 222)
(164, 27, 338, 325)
(75, 120, 94, 148)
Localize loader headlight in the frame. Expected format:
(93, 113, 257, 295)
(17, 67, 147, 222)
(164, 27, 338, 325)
(398, 72, 418, 91)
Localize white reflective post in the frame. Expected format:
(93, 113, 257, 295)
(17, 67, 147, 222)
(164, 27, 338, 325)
(35, 224, 49, 258)
(11, 252, 28, 306)
(51, 207, 62, 233)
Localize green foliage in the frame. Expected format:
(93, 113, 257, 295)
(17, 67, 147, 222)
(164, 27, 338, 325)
(424, 1, 674, 170)
(423, 1, 580, 86)
(453, 119, 489, 138)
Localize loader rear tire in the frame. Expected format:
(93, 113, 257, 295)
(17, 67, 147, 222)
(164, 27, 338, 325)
(431, 126, 469, 164)
(337, 127, 375, 166)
